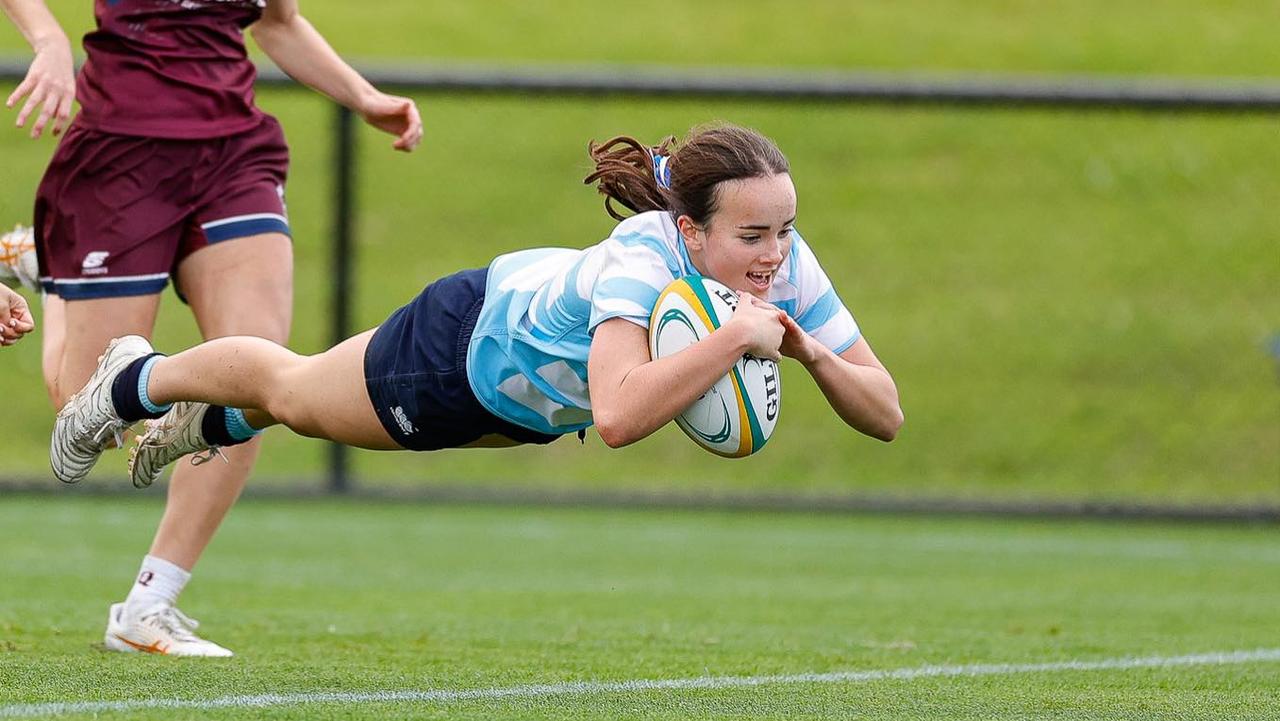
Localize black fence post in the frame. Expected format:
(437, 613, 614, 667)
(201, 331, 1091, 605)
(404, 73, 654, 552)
(328, 104, 356, 493)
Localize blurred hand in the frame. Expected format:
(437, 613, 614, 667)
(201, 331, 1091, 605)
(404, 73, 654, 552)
(358, 92, 423, 152)
(726, 292, 785, 361)
(0, 286, 36, 347)
(7, 38, 75, 140)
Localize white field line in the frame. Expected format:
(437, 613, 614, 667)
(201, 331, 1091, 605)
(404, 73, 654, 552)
(3, 648, 1278, 718)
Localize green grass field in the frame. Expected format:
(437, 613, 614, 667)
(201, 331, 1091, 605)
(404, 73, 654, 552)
(4, 1, 1278, 76)
(0, 496, 1277, 720)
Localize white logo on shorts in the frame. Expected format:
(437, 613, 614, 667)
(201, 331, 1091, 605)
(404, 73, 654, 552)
(391, 406, 416, 435)
(81, 251, 110, 275)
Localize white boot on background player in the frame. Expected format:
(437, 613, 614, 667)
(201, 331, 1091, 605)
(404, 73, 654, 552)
(104, 555, 233, 657)
(104, 603, 234, 657)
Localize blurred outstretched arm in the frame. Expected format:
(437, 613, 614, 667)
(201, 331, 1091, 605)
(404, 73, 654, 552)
(251, 0, 423, 152)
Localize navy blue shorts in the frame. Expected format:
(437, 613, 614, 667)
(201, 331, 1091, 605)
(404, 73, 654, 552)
(363, 267, 562, 451)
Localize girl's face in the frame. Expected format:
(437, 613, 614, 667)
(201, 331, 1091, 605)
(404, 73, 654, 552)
(679, 173, 797, 299)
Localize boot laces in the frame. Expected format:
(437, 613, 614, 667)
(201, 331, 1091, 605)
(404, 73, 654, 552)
(190, 446, 227, 466)
(147, 606, 202, 642)
(91, 422, 126, 450)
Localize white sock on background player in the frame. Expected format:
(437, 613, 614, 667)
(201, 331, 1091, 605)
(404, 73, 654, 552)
(123, 554, 190, 612)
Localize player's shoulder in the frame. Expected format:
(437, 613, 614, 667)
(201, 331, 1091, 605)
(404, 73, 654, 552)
(597, 211, 682, 267)
(606, 211, 677, 247)
(612, 210, 674, 233)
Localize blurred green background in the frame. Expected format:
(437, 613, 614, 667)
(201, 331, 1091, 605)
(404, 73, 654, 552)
(0, 2, 1276, 505)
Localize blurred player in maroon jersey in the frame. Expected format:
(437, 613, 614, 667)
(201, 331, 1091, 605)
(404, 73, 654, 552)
(2, 0, 422, 656)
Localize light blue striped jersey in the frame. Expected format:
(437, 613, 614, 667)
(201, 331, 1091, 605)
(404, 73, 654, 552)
(466, 211, 860, 436)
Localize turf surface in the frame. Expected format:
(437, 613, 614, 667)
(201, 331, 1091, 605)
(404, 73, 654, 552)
(1, 496, 1277, 719)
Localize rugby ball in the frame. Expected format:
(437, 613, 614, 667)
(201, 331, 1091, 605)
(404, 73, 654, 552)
(648, 276, 781, 458)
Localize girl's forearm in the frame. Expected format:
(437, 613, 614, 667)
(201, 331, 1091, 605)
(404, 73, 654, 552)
(803, 345, 903, 441)
(250, 12, 377, 111)
(594, 324, 752, 448)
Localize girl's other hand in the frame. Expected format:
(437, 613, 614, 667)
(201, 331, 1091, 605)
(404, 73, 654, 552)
(7, 37, 75, 139)
(358, 92, 423, 152)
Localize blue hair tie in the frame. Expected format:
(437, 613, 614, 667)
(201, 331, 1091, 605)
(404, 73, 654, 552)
(651, 152, 672, 190)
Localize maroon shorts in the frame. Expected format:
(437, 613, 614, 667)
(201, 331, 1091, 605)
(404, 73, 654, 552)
(34, 116, 291, 300)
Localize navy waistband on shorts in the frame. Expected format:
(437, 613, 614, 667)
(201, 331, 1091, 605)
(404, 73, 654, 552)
(362, 267, 561, 451)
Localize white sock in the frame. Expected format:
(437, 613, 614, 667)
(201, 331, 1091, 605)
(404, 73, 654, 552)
(123, 555, 191, 611)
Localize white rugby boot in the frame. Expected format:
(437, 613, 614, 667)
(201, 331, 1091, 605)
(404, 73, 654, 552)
(104, 602, 234, 657)
(129, 402, 226, 489)
(0, 224, 39, 292)
(50, 335, 154, 484)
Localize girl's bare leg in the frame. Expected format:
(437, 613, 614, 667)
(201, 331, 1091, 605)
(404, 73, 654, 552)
(146, 329, 400, 450)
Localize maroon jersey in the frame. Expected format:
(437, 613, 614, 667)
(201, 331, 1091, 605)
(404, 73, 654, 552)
(76, 0, 266, 139)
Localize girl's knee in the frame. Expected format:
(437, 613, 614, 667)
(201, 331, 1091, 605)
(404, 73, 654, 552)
(259, 356, 321, 433)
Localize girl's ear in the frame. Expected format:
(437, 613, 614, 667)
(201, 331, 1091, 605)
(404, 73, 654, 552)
(676, 215, 703, 251)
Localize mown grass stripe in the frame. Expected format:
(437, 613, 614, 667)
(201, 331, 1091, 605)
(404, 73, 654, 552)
(4, 648, 1278, 718)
